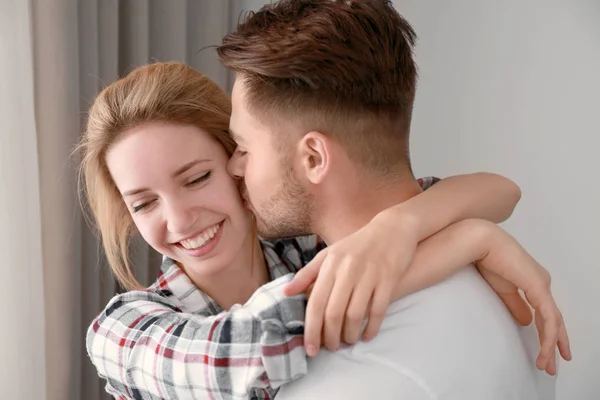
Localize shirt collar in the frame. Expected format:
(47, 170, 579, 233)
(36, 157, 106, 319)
(151, 240, 294, 315)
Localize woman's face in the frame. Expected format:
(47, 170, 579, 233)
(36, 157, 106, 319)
(106, 122, 252, 276)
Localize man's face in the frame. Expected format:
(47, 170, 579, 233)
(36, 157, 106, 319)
(227, 77, 313, 239)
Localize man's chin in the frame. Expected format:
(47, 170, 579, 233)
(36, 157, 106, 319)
(255, 218, 309, 240)
(255, 224, 284, 240)
(258, 231, 298, 240)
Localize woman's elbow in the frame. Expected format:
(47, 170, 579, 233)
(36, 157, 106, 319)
(483, 172, 522, 220)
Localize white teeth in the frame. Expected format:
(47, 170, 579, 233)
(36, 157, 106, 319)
(180, 224, 220, 250)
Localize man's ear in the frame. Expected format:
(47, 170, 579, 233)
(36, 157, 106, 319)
(297, 131, 331, 184)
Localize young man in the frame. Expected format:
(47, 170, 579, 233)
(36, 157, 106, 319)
(217, 0, 567, 398)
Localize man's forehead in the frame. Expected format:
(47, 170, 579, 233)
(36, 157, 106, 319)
(228, 105, 249, 142)
(229, 105, 267, 146)
(229, 101, 245, 143)
(228, 125, 245, 144)
(230, 80, 252, 135)
(230, 117, 268, 146)
(230, 76, 283, 145)
(230, 76, 247, 109)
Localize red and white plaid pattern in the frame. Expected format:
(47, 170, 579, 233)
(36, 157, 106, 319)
(87, 179, 438, 399)
(87, 236, 324, 400)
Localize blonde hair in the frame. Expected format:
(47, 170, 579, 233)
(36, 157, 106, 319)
(76, 62, 236, 291)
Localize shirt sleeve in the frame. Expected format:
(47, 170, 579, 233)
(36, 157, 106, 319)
(417, 176, 441, 190)
(265, 235, 328, 273)
(87, 274, 307, 400)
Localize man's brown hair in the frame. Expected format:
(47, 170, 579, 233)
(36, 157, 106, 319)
(217, 0, 418, 177)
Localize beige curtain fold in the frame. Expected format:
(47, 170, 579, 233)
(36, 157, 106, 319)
(31, 1, 242, 398)
(0, 1, 47, 399)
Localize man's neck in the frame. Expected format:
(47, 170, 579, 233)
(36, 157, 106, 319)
(314, 178, 422, 244)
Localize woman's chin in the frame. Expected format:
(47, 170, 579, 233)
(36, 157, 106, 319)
(164, 219, 251, 278)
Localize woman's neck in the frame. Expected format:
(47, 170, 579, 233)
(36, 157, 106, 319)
(186, 233, 269, 310)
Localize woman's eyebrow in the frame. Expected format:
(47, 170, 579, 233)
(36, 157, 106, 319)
(172, 159, 211, 178)
(122, 187, 150, 197)
(122, 159, 212, 197)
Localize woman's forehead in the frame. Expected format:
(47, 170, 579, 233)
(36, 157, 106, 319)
(106, 123, 225, 189)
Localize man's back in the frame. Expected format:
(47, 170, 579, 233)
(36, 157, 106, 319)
(277, 266, 549, 399)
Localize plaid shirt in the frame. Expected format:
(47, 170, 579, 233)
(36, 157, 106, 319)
(87, 177, 439, 400)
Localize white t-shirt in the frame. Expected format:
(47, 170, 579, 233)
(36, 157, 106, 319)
(277, 266, 554, 400)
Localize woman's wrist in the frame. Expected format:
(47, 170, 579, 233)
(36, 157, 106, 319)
(455, 218, 530, 282)
(390, 218, 496, 299)
(371, 203, 422, 243)
(466, 219, 498, 260)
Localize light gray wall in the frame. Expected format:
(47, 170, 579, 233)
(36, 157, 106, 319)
(402, 2, 599, 398)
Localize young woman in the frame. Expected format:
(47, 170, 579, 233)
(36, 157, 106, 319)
(80, 62, 569, 399)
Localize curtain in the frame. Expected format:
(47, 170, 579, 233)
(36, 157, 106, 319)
(19, 1, 254, 398)
(0, 0, 47, 399)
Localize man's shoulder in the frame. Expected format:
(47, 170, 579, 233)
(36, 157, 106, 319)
(374, 266, 538, 396)
(276, 345, 434, 400)
(283, 267, 540, 399)
(383, 266, 518, 332)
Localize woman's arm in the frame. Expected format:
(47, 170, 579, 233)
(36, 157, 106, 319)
(287, 173, 523, 353)
(374, 172, 521, 242)
(87, 275, 307, 399)
(392, 218, 571, 376)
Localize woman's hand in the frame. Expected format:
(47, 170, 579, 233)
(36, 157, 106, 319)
(284, 172, 523, 358)
(472, 224, 571, 375)
(284, 214, 420, 357)
(391, 219, 571, 376)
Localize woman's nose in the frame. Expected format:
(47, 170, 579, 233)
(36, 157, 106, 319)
(165, 199, 196, 234)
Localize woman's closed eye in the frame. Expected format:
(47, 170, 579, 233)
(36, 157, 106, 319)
(186, 170, 212, 187)
(132, 200, 154, 213)
(130, 171, 212, 214)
